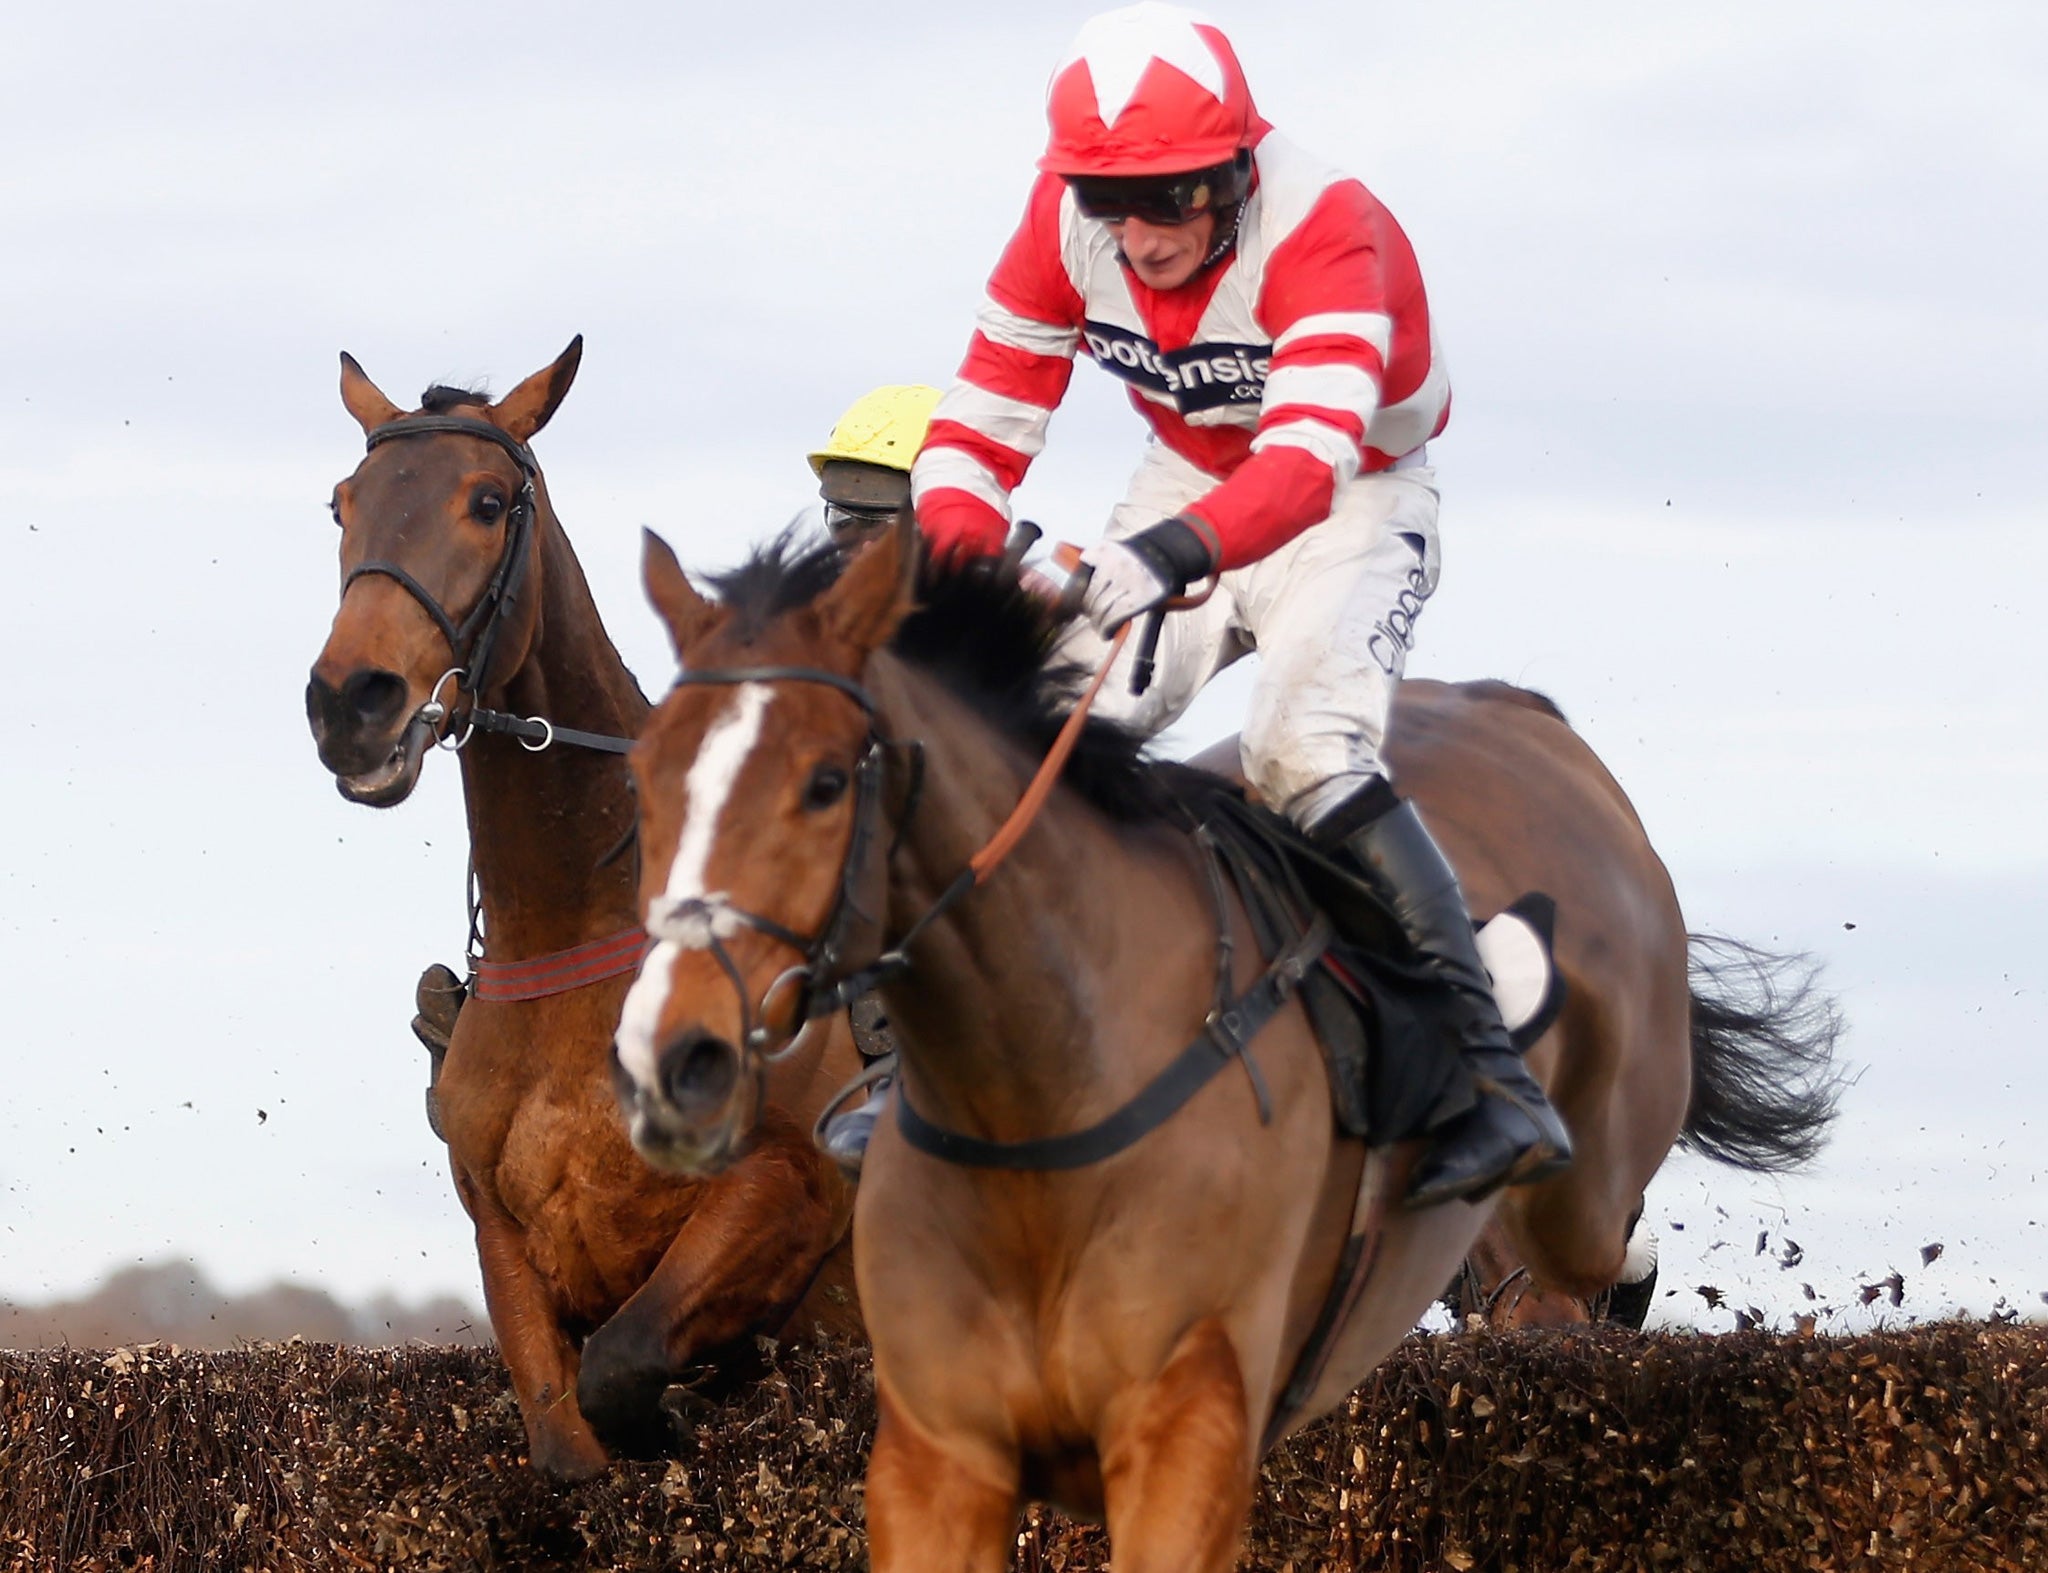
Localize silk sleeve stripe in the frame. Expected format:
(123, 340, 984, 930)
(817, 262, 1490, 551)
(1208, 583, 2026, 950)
(911, 445, 1014, 517)
(934, 382, 1054, 461)
(1262, 363, 1380, 422)
(959, 333, 1074, 410)
(976, 297, 1083, 358)
(1273, 310, 1392, 359)
(1250, 417, 1363, 487)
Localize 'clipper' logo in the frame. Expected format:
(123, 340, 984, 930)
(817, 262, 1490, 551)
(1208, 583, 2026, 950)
(1367, 558, 1433, 675)
(1082, 320, 1270, 414)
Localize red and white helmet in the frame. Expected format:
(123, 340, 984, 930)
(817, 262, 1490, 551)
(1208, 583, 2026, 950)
(1040, 3, 1264, 178)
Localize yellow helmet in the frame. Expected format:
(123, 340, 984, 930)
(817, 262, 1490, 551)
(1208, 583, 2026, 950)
(807, 384, 944, 477)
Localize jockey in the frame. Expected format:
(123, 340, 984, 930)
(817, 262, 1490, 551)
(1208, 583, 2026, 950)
(809, 383, 943, 537)
(902, 1, 1570, 1208)
(804, 385, 945, 1164)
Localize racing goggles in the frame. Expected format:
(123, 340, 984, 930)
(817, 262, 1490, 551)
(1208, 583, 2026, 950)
(1065, 152, 1251, 226)
(823, 501, 902, 536)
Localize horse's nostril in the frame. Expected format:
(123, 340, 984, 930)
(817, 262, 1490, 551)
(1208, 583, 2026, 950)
(660, 1031, 739, 1114)
(306, 674, 337, 729)
(342, 669, 408, 729)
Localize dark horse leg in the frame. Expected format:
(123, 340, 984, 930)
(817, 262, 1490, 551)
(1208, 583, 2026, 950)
(576, 1118, 845, 1455)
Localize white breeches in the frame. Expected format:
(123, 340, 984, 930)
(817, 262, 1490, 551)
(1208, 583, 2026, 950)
(1057, 440, 1442, 829)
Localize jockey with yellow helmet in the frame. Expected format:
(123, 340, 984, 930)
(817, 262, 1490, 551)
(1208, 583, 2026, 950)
(907, 2, 1569, 1208)
(808, 383, 943, 537)
(803, 384, 945, 1167)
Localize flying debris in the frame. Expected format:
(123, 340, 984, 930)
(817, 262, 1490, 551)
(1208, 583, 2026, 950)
(1858, 1272, 1906, 1308)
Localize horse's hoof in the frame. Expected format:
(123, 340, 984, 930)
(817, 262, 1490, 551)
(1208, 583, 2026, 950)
(579, 1324, 688, 1460)
(529, 1427, 611, 1483)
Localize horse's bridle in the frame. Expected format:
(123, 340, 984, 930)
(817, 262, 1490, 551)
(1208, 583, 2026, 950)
(341, 414, 634, 758)
(345, 415, 540, 711)
(640, 665, 917, 1059)
(637, 614, 1137, 1062)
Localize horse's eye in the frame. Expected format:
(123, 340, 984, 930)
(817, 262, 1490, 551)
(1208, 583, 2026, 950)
(802, 764, 850, 812)
(329, 494, 344, 527)
(472, 489, 506, 526)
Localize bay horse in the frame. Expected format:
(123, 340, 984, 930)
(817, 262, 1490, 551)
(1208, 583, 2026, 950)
(1182, 703, 1840, 1334)
(304, 340, 861, 1479)
(613, 520, 1837, 1567)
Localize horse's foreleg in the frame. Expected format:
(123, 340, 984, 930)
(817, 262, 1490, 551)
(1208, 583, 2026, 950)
(1100, 1317, 1256, 1573)
(458, 1166, 609, 1480)
(576, 1129, 841, 1454)
(867, 1388, 1019, 1573)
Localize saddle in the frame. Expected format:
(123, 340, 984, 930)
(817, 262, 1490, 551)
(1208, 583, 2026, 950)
(1171, 772, 1562, 1147)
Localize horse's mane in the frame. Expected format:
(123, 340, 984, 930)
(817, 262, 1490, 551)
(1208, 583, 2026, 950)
(705, 530, 1205, 826)
(421, 384, 492, 413)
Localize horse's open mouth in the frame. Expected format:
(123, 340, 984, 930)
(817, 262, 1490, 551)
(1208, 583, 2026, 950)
(335, 714, 435, 807)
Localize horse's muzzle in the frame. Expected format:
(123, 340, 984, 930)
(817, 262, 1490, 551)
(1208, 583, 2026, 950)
(306, 666, 434, 806)
(613, 1031, 756, 1175)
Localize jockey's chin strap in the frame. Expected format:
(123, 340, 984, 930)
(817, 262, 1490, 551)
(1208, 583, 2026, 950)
(642, 622, 1133, 1058)
(343, 414, 635, 758)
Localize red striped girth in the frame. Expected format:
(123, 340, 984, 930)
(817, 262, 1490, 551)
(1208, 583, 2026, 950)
(469, 926, 652, 1003)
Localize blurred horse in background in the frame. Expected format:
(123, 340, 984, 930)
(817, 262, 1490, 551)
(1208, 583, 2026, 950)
(305, 340, 861, 1478)
(1189, 691, 1842, 1335)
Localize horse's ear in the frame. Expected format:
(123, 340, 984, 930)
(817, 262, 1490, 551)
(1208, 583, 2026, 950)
(496, 335, 584, 443)
(339, 352, 403, 433)
(818, 511, 919, 655)
(642, 528, 718, 658)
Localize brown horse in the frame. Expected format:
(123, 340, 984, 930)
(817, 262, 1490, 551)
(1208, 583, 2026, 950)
(613, 521, 1837, 1567)
(305, 340, 861, 1479)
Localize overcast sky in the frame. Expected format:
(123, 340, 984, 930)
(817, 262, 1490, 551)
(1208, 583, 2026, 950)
(2, 1, 2042, 1333)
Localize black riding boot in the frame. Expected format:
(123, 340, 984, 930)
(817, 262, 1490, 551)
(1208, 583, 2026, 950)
(1315, 784, 1572, 1209)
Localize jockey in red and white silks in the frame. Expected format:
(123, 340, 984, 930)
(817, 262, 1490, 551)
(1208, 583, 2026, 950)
(911, 24, 1446, 827)
(909, 1, 1571, 1209)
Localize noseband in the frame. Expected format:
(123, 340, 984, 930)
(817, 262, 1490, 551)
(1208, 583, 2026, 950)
(343, 414, 540, 711)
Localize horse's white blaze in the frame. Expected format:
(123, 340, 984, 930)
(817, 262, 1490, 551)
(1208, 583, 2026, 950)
(616, 683, 772, 1093)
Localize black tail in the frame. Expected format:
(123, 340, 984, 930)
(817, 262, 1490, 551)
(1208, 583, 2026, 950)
(1681, 935, 1845, 1172)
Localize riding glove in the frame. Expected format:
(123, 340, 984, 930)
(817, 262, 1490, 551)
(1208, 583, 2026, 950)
(1078, 516, 1217, 636)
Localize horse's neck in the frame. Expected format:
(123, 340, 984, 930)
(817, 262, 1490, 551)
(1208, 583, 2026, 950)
(873, 660, 1210, 1136)
(460, 507, 650, 957)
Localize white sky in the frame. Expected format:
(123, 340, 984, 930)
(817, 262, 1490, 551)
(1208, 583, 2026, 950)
(1, 1, 2042, 1333)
